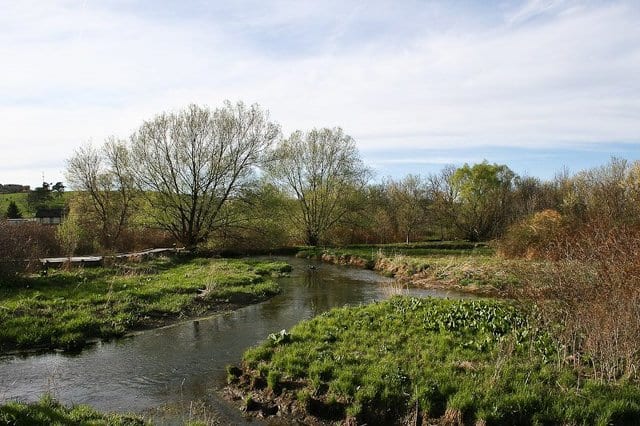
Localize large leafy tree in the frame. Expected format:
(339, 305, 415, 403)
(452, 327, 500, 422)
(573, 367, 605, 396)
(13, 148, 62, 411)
(267, 127, 370, 246)
(450, 161, 516, 241)
(129, 102, 279, 248)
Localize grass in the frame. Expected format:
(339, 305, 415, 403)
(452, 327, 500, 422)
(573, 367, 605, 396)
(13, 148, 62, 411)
(0, 394, 146, 425)
(0, 256, 291, 352)
(232, 297, 640, 425)
(0, 193, 31, 217)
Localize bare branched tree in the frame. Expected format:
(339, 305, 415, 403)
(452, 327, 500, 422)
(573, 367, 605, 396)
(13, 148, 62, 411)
(65, 137, 136, 250)
(267, 127, 370, 246)
(426, 165, 458, 240)
(129, 102, 279, 248)
(385, 174, 430, 244)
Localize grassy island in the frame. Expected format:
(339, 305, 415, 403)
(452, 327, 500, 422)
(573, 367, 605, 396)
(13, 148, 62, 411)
(229, 297, 640, 425)
(0, 256, 290, 353)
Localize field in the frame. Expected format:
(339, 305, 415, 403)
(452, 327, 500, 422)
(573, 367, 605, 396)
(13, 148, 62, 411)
(0, 256, 290, 353)
(0, 192, 31, 217)
(230, 296, 640, 425)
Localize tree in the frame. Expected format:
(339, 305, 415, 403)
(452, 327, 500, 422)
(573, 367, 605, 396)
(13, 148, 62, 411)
(267, 127, 370, 246)
(385, 175, 430, 244)
(209, 179, 292, 251)
(65, 138, 136, 250)
(571, 157, 638, 225)
(129, 102, 279, 248)
(26, 182, 53, 212)
(6, 201, 22, 219)
(52, 182, 65, 197)
(426, 165, 458, 240)
(449, 161, 516, 241)
(56, 211, 81, 257)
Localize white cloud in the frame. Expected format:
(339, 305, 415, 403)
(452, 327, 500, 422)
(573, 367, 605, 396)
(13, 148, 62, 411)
(0, 1, 638, 186)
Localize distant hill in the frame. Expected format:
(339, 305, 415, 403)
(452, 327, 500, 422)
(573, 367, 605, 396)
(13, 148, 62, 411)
(0, 192, 71, 218)
(0, 193, 31, 217)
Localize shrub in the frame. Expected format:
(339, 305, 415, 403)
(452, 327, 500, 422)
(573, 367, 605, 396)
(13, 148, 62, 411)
(0, 221, 60, 276)
(497, 209, 563, 259)
(512, 221, 640, 383)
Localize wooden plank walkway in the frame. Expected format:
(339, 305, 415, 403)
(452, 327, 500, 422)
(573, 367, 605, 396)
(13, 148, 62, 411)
(40, 248, 183, 267)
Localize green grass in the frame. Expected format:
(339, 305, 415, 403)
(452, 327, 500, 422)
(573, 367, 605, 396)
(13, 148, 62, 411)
(235, 297, 640, 425)
(0, 256, 291, 352)
(0, 193, 31, 217)
(0, 394, 146, 425)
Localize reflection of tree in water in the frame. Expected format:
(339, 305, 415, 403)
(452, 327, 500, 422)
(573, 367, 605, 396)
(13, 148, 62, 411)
(303, 267, 323, 287)
(303, 268, 325, 316)
(301, 266, 367, 316)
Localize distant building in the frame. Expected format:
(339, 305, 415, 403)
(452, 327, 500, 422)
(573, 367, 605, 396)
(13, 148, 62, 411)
(35, 207, 66, 225)
(0, 184, 30, 194)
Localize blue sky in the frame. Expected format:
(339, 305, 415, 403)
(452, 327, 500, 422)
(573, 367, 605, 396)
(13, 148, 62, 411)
(1, 0, 638, 187)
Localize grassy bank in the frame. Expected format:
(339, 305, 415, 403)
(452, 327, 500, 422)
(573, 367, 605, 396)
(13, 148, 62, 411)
(296, 241, 493, 263)
(228, 297, 640, 425)
(0, 256, 291, 353)
(296, 242, 523, 295)
(0, 395, 145, 425)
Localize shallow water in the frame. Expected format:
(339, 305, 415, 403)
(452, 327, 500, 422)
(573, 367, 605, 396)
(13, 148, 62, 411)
(0, 257, 467, 424)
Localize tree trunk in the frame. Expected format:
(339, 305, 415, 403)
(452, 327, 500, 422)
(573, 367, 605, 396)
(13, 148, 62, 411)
(306, 231, 319, 246)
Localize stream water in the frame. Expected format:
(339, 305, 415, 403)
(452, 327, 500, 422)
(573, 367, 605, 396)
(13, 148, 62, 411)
(0, 257, 467, 424)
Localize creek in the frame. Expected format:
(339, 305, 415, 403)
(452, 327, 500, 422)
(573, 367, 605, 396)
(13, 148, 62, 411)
(0, 257, 467, 424)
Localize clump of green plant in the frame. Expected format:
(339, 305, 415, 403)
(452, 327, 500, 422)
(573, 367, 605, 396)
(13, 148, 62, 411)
(237, 297, 640, 424)
(0, 394, 146, 425)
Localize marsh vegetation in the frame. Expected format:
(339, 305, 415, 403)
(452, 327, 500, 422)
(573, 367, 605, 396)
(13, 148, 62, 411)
(231, 297, 640, 425)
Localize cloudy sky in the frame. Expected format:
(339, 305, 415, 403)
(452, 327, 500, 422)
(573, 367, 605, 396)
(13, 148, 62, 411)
(1, 0, 639, 187)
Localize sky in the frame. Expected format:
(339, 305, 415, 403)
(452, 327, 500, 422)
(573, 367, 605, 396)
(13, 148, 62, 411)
(1, 0, 639, 188)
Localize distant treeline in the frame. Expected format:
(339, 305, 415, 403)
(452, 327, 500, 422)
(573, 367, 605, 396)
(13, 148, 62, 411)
(3, 102, 639, 257)
(0, 184, 30, 194)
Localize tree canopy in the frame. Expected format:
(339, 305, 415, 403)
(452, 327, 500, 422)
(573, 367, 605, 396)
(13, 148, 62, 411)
(449, 161, 516, 241)
(267, 127, 370, 246)
(129, 102, 280, 248)
(66, 138, 135, 250)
